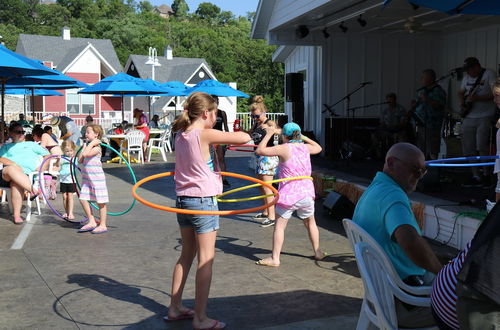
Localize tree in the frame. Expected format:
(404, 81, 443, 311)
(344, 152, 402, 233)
(171, 0, 188, 18)
(195, 2, 220, 21)
(138, 0, 153, 14)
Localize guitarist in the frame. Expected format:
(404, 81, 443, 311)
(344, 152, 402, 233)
(459, 57, 497, 187)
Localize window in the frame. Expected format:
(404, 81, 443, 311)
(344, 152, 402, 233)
(66, 89, 95, 115)
(81, 94, 94, 115)
(66, 89, 79, 114)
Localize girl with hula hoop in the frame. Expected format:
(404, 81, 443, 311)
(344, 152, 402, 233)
(249, 95, 280, 227)
(77, 124, 109, 234)
(255, 123, 327, 267)
(166, 92, 251, 329)
(60, 141, 78, 221)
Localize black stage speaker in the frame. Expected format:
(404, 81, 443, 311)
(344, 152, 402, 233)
(323, 191, 355, 221)
(286, 72, 304, 102)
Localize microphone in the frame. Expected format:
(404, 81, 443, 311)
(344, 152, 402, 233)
(360, 81, 373, 86)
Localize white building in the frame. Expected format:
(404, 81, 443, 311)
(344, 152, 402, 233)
(252, 0, 500, 157)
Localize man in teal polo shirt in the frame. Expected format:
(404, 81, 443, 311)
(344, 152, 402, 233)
(353, 142, 443, 328)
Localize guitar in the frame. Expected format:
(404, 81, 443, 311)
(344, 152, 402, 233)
(460, 69, 486, 118)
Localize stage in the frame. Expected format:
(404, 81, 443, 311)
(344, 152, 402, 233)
(311, 155, 489, 251)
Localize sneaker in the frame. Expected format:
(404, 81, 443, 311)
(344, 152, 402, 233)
(260, 218, 276, 227)
(252, 213, 268, 220)
(462, 176, 482, 188)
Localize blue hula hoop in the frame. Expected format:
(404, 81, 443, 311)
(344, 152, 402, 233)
(425, 155, 499, 167)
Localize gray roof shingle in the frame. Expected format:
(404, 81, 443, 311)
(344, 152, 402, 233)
(128, 54, 212, 83)
(16, 33, 122, 73)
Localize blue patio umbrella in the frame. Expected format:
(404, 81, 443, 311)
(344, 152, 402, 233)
(5, 88, 63, 96)
(184, 79, 249, 98)
(79, 73, 168, 120)
(162, 81, 190, 95)
(5, 72, 88, 121)
(383, 0, 500, 15)
(5, 88, 63, 119)
(0, 44, 59, 78)
(0, 44, 59, 141)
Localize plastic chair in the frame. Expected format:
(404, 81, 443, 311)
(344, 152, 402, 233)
(119, 130, 145, 164)
(354, 242, 437, 330)
(342, 219, 432, 329)
(2, 171, 41, 222)
(147, 127, 171, 162)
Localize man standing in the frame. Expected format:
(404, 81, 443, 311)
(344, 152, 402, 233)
(410, 69, 446, 160)
(49, 115, 81, 146)
(353, 142, 443, 328)
(459, 57, 497, 187)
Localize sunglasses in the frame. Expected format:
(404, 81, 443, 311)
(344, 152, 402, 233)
(251, 114, 262, 119)
(394, 157, 427, 178)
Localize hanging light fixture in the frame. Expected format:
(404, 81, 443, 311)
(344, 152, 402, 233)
(357, 14, 367, 27)
(322, 27, 330, 38)
(339, 21, 348, 33)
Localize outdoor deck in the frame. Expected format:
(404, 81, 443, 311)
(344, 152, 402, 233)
(0, 152, 363, 329)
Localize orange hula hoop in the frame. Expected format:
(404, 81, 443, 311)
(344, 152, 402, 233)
(131, 171, 279, 215)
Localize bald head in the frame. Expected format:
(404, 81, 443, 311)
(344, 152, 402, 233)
(386, 143, 424, 164)
(384, 143, 426, 194)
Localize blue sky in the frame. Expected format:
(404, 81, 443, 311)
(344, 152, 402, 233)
(149, 0, 259, 17)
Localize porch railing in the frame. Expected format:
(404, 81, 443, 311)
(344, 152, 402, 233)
(236, 112, 287, 131)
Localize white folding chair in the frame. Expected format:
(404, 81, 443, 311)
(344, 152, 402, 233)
(119, 130, 145, 164)
(147, 126, 172, 162)
(354, 242, 437, 330)
(342, 219, 432, 329)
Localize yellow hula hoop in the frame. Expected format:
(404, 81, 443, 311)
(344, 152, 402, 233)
(217, 193, 275, 203)
(216, 176, 313, 202)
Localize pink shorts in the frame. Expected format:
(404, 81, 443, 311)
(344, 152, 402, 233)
(276, 197, 315, 220)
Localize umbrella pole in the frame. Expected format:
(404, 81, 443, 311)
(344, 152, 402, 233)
(1, 80, 5, 143)
(149, 96, 151, 119)
(121, 94, 124, 122)
(31, 88, 35, 124)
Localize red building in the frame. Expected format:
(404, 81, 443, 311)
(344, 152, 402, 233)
(15, 27, 123, 121)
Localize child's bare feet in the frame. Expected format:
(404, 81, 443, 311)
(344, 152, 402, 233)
(91, 225, 107, 234)
(255, 257, 279, 267)
(67, 214, 75, 220)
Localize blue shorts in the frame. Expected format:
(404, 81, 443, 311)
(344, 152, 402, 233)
(176, 196, 219, 234)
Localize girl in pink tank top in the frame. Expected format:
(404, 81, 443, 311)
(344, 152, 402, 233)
(166, 92, 251, 330)
(254, 122, 327, 267)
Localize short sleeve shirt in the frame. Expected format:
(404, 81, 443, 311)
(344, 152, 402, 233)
(353, 172, 425, 279)
(0, 142, 50, 174)
(460, 69, 497, 118)
(415, 84, 447, 129)
(380, 104, 407, 127)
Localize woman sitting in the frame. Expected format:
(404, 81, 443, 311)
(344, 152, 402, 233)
(0, 158, 41, 224)
(32, 126, 63, 158)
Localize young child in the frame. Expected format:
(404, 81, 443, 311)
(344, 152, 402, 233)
(255, 122, 326, 267)
(166, 92, 250, 330)
(60, 140, 77, 221)
(77, 124, 109, 234)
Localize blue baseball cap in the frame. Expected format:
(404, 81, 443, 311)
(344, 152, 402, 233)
(282, 122, 301, 137)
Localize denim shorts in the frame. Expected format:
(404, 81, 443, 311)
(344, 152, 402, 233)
(176, 196, 219, 234)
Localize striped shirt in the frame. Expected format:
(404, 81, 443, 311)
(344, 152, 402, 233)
(430, 242, 471, 330)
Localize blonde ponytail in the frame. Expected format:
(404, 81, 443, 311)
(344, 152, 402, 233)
(172, 92, 217, 132)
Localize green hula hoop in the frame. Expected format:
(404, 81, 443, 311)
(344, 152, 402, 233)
(71, 142, 137, 216)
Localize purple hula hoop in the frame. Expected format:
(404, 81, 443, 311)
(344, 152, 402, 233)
(38, 154, 86, 224)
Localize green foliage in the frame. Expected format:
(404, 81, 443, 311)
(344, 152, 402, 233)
(0, 0, 284, 113)
(171, 0, 188, 18)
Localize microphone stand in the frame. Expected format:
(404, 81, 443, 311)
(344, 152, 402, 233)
(329, 82, 372, 161)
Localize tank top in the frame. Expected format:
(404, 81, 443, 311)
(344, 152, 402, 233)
(175, 128, 222, 197)
(277, 143, 315, 207)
